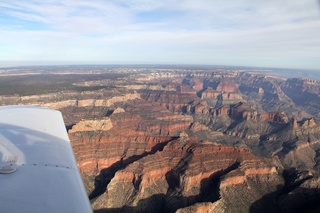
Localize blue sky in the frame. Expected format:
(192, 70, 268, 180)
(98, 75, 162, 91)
(0, 0, 320, 70)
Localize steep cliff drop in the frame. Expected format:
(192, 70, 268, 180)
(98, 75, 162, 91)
(1, 68, 320, 212)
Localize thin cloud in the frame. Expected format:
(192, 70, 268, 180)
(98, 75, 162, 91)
(0, 0, 319, 69)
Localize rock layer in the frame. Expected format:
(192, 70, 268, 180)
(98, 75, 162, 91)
(1, 67, 320, 212)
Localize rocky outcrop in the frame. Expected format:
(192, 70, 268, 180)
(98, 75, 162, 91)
(215, 106, 229, 116)
(229, 102, 289, 123)
(189, 79, 204, 91)
(229, 102, 256, 120)
(299, 117, 317, 128)
(69, 99, 194, 177)
(219, 92, 243, 105)
(90, 139, 283, 213)
(201, 87, 219, 99)
(280, 78, 320, 117)
(1, 67, 320, 212)
(176, 202, 217, 213)
(216, 81, 237, 93)
(0, 90, 140, 110)
(140, 90, 199, 113)
(69, 118, 113, 133)
(179, 85, 197, 94)
(235, 73, 310, 118)
(113, 107, 125, 114)
(49, 93, 140, 109)
(199, 83, 242, 106)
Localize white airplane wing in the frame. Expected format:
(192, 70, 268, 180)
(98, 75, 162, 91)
(0, 106, 92, 213)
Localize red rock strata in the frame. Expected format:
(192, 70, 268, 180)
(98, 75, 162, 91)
(216, 81, 237, 93)
(69, 99, 194, 177)
(1, 69, 319, 212)
(66, 97, 284, 212)
(88, 138, 283, 212)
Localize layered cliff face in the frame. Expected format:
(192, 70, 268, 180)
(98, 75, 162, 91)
(280, 78, 320, 117)
(67, 100, 319, 212)
(89, 138, 284, 213)
(178, 159, 284, 213)
(141, 90, 199, 113)
(63, 95, 292, 212)
(69, 99, 193, 176)
(236, 73, 312, 119)
(1, 67, 320, 212)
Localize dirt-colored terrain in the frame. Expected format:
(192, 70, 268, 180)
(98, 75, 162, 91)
(1, 66, 320, 212)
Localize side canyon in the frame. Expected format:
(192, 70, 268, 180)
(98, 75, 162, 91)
(1, 66, 320, 212)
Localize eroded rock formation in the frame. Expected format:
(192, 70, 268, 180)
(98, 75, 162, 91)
(1, 67, 320, 212)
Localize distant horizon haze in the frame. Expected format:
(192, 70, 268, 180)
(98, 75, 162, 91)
(0, 61, 319, 73)
(1, 63, 320, 81)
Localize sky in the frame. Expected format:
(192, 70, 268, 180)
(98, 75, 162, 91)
(0, 0, 320, 70)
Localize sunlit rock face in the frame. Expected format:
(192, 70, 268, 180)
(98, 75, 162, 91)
(60, 93, 283, 212)
(72, 124, 284, 213)
(1, 68, 320, 212)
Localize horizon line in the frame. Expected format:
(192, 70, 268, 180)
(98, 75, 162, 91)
(0, 61, 319, 72)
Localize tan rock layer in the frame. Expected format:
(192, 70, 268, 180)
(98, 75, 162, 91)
(68, 118, 113, 133)
(44, 93, 140, 109)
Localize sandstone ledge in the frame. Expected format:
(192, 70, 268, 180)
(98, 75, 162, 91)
(69, 118, 113, 133)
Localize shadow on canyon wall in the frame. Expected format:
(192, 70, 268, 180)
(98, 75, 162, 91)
(93, 166, 320, 213)
(93, 161, 240, 213)
(250, 168, 320, 213)
(89, 137, 179, 200)
(93, 186, 320, 213)
(249, 187, 320, 213)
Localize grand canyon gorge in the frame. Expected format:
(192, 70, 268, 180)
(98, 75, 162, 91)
(1, 65, 320, 212)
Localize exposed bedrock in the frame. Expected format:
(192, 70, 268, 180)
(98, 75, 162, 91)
(1, 69, 320, 212)
(89, 139, 283, 213)
(70, 100, 194, 177)
(67, 99, 287, 212)
(140, 90, 200, 113)
(280, 78, 320, 117)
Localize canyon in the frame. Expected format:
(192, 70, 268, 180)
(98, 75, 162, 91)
(0, 66, 320, 212)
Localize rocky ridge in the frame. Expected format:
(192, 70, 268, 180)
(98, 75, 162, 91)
(1, 68, 320, 212)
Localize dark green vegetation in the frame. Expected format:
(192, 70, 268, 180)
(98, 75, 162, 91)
(0, 73, 128, 96)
